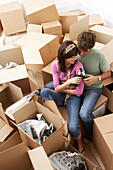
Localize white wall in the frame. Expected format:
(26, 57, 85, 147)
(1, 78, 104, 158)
(55, 0, 113, 28)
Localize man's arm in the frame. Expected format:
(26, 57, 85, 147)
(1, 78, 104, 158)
(84, 69, 111, 86)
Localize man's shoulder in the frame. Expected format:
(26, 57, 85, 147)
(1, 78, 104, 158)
(91, 48, 104, 55)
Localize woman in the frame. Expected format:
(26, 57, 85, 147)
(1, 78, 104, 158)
(41, 40, 85, 154)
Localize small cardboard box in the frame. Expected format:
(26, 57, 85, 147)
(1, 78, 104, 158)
(0, 142, 53, 170)
(0, 45, 31, 94)
(48, 143, 97, 169)
(77, 14, 104, 28)
(14, 31, 59, 69)
(89, 25, 113, 44)
(93, 114, 113, 170)
(41, 20, 62, 38)
(0, 104, 13, 146)
(0, 1, 26, 36)
(27, 24, 42, 33)
(11, 100, 64, 155)
(0, 83, 23, 110)
(23, 0, 59, 25)
(102, 73, 113, 112)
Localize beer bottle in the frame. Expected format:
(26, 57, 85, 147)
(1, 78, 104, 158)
(82, 69, 89, 79)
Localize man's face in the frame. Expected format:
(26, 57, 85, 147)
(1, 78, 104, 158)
(78, 48, 90, 56)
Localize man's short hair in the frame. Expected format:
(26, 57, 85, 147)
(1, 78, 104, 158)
(77, 31, 96, 52)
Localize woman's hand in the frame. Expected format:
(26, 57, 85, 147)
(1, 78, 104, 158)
(69, 84, 76, 90)
(68, 77, 81, 85)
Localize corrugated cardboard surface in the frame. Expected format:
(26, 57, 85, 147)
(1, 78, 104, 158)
(0, 2, 26, 35)
(23, 0, 59, 24)
(93, 114, 113, 170)
(89, 25, 113, 44)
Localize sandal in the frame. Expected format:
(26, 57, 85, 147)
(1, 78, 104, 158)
(63, 131, 71, 143)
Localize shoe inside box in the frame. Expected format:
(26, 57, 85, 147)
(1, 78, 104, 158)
(105, 83, 113, 92)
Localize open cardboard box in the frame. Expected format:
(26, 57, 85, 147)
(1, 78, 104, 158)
(0, 131, 22, 152)
(14, 31, 59, 71)
(48, 143, 97, 170)
(11, 100, 64, 155)
(102, 73, 113, 112)
(93, 114, 113, 170)
(0, 1, 26, 36)
(0, 83, 23, 110)
(0, 104, 13, 146)
(77, 14, 104, 28)
(23, 0, 59, 25)
(0, 142, 53, 170)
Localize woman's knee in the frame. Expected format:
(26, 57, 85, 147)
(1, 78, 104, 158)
(68, 124, 80, 139)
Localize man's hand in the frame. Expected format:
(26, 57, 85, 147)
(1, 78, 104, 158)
(84, 74, 98, 86)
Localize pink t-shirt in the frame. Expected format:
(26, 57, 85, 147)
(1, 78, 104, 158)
(51, 60, 84, 96)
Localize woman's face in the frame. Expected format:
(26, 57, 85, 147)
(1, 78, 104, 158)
(65, 55, 77, 65)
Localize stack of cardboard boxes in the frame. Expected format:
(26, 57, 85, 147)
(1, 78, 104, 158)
(0, 0, 113, 169)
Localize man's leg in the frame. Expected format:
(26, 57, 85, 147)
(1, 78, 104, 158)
(79, 85, 102, 138)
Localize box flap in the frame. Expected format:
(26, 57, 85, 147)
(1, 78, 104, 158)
(0, 142, 32, 170)
(90, 25, 113, 35)
(94, 42, 105, 50)
(93, 94, 108, 111)
(28, 146, 53, 170)
(0, 65, 28, 84)
(70, 15, 89, 40)
(42, 58, 56, 74)
(0, 118, 13, 142)
(21, 47, 44, 64)
(101, 39, 113, 65)
(103, 133, 113, 154)
(94, 114, 113, 134)
(0, 103, 9, 124)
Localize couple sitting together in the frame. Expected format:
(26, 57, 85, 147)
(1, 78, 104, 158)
(40, 31, 111, 155)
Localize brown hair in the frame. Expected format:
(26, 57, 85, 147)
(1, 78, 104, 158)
(58, 40, 78, 72)
(77, 31, 96, 52)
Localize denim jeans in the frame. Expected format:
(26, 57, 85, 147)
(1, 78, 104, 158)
(79, 85, 102, 137)
(44, 81, 103, 137)
(41, 88, 82, 139)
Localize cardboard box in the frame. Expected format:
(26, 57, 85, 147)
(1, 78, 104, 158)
(89, 25, 113, 44)
(0, 104, 13, 146)
(27, 24, 42, 33)
(23, 0, 59, 25)
(41, 20, 62, 38)
(14, 31, 59, 69)
(0, 131, 21, 152)
(93, 114, 113, 170)
(48, 143, 97, 169)
(0, 83, 23, 110)
(59, 11, 78, 34)
(94, 42, 105, 50)
(69, 9, 85, 16)
(77, 14, 104, 28)
(0, 45, 31, 94)
(0, 142, 53, 170)
(102, 74, 113, 112)
(11, 100, 64, 155)
(0, 2, 26, 36)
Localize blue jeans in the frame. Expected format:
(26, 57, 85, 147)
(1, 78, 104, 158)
(44, 81, 102, 137)
(41, 88, 82, 140)
(79, 85, 102, 137)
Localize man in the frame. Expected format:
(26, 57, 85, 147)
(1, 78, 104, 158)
(77, 31, 111, 143)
